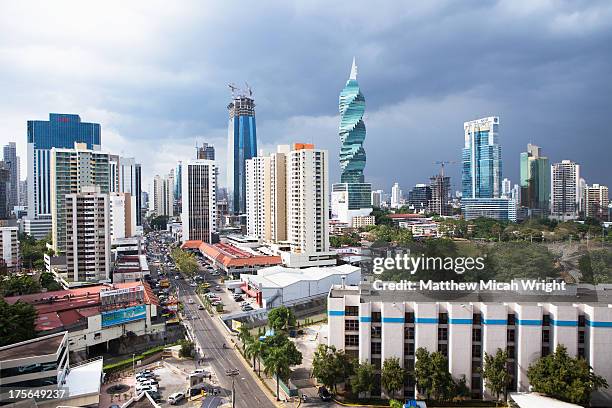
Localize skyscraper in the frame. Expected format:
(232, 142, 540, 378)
(502, 178, 512, 198)
(50, 143, 110, 253)
(226, 86, 257, 215)
(2, 142, 20, 214)
(391, 182, 402, 209)
(245, 155, 270, 240)
(196, 143, 215, 160)
(27, 114, 101, 221)
(331, 58, 372, 224)
(584, 184, 609, 219)
(117, 157, 142, 227)
(408, 184, 432, 213)
(371, 190, 383, 208)
(519, 143, 550, 211)
(429, 175, 451, 216)
(0, 164, 9, 219)
(551, 160, 580, 220)
(181, 160, 217, 243)
(153, 173, 174, 217)
(462, 117, 502, 199)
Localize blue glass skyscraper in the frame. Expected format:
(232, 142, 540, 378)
(331, 58, 372, 223)
(462, 117, 502, 199)
(226, 90, 257, 215)
(27, 113, 101, 219)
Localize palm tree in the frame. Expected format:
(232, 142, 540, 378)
(245, 339, 264, 375)
(237, 325, 253, 354)
(263, 347, 291, 401)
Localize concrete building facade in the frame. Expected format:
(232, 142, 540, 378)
(181, 160, 217, 243)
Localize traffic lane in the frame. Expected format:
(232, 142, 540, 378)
(175, 280, 275, 408)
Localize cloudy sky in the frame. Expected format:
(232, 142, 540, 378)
(1, 0, 611, 195)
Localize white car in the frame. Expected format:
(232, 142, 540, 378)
(188, 298, 194, 304)
(136, 384, 158, 393)
(137, 378, 159, 387)
(168, 392, 185, 404)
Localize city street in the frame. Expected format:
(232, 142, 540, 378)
(170, 275, 277, 408)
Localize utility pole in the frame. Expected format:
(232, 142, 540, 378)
(226, 369, 239, 408)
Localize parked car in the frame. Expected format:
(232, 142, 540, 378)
(146, 390, 161, 402)
(233, 296, 244, 302)
(241, 305, 254, 311)
(137, 378, 159, 387)
(198, 304, 205, 310)
(188, 298, 194, 304)
(168, 392, 185, 405)
(136, 384, 158, 393)
(318, 386, 332, 401)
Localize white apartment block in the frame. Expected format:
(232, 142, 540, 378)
(109, 192, 136, 243)
(153, 173, 174, 217)
(246, 156, 271, 240)
(391, 182, 402, 209)
(181, 160, 217, 243)
(584, 184, 609, 219)
(0, 224, 19, 269)
(551, 160, 580, 219)
(352, 215, 375, 228)
(328, 284, 612, 405)
(287, 144, 329, 254)
(65, 187, 111, 282)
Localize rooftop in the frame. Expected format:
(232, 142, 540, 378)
(245, 264, 359, 289)
(182, 240, 281, 268)
(0, 332, 66, 361)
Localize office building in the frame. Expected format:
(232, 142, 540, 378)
(462, 197, 517, 222)
(27, 114, 101, 228)
(2, 142, 20, 213)
(288, 144, 330, 254)
(0, 164, 9, 219)
(196, 142, 215, 160)
(332, 58, 372, 224)
(226, 86, 257, 215)
(153, 173, 174, 217)
(0, 223, 19, 270)
(519, 144, 550, 211)
(174, 161, 182, 212)
(429, 175, 451, 216)
(65, 186, 111, 282)
(181, 160, 217, 243)
(511, 184, 521, 207)
(109, 192, 136, 243)
(50, 143, 110, 253)
(408, 184, 432, 213)
(391, 182, 402, 209)
(19, 179, 27, 207)
(327, 283, 612, 405)
(372, 190, 383, 208)
(118, 157, 142, 226)
(551, 160, 581, 220)
(584, 184, 609, 219)
(462, 117, 502, 199)
(502, 178, 511, 198)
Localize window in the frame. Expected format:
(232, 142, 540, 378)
(345, 335, 359, 347)
(439, 313, 448, 325)
(371, 326, 382, 338)
(542, 331, 550, 343)
(438, 343, 448, 356)
(473, 313, 482, 325)
(404, 326, 415, 340)
(345, 320, 359, 331)
(578, 330, 586, 344)
(372, 312, 382, 323)
(578, 347, 586, 359)
(507, 314, 516, 326)
(507, 329, 515, 343)
(472, 328, 482, 342)
(507, 345, 515, 357)
(472, 344, 481, 358)
(345, 306, 358, 317)
(404, 342, 415, 357)
(371, 342, 382, 355)
(541, 346, 550, 356)
(438, 327, 448, 341)
(578, 315, 586, 327)
(543, 315, 550, 326)
(405, 312, 415, 323)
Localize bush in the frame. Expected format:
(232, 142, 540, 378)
(178, 339, 194, 358)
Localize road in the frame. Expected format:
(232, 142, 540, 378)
(170, 275, 277, 408)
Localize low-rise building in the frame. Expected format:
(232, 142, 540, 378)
(351, 215, 375, 228)
(112, 254, 149, 283)
(461, 197, 517, 222)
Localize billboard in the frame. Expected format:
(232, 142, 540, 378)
(100, 285, 145, 309)
(101, 304, 146, 327)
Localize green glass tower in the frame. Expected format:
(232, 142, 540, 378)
(332, 58, 372, 223)
(519, 143, 550, 211)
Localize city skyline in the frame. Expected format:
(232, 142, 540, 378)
(0, 2, 610, 193)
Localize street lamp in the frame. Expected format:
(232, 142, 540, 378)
(226, 368, 239, 408)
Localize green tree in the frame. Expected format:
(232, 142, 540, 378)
(178, 339, 194, 358)
(351, 361, 376, 397)
(39, 272, 62, 292)
(245, 338, 264, 375)
(527, 345, 608, 405)
(429, 352, 454, 401)
(482, 348, 511, 402)
(414, 347, 434, 398)
(267, 306, 296, 333)
(0, 298, 38, 346)
(170, 248, 198, 278)
(578, 254, 594, 283)
(150, 215, 169, 230)
(381, 357, 405, 399)
(0, 275, 41, 297)
(312, 345, 354, 392)
(237, 325, 253, 353)
(263, 340, 302, 400)
(18, 233, 51, 271)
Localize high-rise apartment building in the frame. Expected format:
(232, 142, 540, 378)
(0, 164, 9, 219)
(27, 114, 101, 222)
(331, 59, 372, 224)
(109, 192, 136, 243)
(408, 184, 432, 213)
(429, 175, 451, 216)
(519, 144, 550, 211)
(65, 186, 110, 282)
(117, 157, 142, 226)
(226, 88, 257, 215)
(551, 160, 581, 220)
(502, 178, 512, 198)
(50, 143, 110, 253)
(287, 144, 329, 254)
(196, 143, 215, 160)
(2, 142, 20, 213)
(371, 190, 383, 208)
(391, 182, 402, 209)
(174, 161, 182, 212)
(245, 156, 270, 240)
(584, 184, 609, 219)
(153, 173, 174, 217)
(181, 160, 217, 243)
(462, 117, 502, 199)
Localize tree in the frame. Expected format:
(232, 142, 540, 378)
(312, 345, 354, 392)
(429, 352, 454, 401)
(351, 361, 376, 397)
(0, 298, 37, 346)
(18, 233, 51, 271)
(237, 325, 253, 353)
(267, 306, 296, 333)
(39, 272, 62, 292)
(482, 348, 511, 402)
(381, 357, 405, 399)
(263, 340, 302, 400)
(170, 248, 198, 278)
(527, 345, 608, 405)
(245, 338, 264, 375)
(414, 347, 434, 398)
(178, 339, 194, 358)
(150, 215, 169, 230)
(578, 254, 594, 283)
(0, 275, 41, 297)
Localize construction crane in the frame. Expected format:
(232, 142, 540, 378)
(228, 83, 239, 97)
(433, 160, 457, 178)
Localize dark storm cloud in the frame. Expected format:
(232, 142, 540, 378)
(0, 0, 610, 190)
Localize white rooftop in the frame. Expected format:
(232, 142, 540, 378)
(243, 264, 359, 289)
(509, 393, 582, 408)
(64, 358, 103, 397)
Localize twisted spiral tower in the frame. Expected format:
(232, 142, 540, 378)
(339, 57, 366, 184)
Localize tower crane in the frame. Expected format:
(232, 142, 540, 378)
(433, 161, 457, 178)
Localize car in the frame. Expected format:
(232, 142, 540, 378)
(233, 296, 244, 302)
(201, 283, 211, 288)
(190, 368, 208, 375)
(318, 386, 332, 401)
(145, 390, 162, 402)
(198, 304, 204, 310)
(214, 285, 222, 291)
(137, 378, 159, 387)
(211, 301, 222, 306)
(168, 392, 185, 405)
(241, 305, 254, 311)
(174, 275, 180, 280)
(136, 384, 158, 393)
(188, 298, 194, 304)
